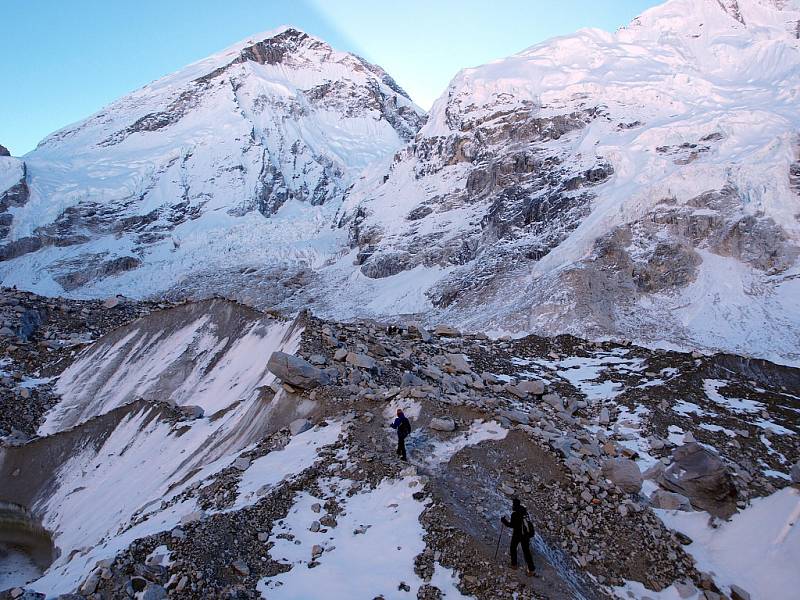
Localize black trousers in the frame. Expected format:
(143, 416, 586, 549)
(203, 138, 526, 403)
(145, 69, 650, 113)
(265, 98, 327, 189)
(396, 435, 407, 460)
(510, 534, 535, 571)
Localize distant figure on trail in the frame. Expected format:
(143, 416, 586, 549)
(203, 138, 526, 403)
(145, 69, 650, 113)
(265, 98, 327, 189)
(501, 498, 538, 577)
(390, 408, 411, 461)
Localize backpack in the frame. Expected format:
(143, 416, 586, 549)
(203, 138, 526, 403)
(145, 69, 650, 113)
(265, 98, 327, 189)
(521, 512, 535, 539)
(399, 418, 411, 438)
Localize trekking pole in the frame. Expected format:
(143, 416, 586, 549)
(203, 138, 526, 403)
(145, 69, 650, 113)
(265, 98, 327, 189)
(493, 526, 504, 561)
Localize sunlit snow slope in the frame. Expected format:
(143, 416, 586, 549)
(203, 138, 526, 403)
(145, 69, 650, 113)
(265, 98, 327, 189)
(336, 0, 800, 364)
(0, 27, 422, 299)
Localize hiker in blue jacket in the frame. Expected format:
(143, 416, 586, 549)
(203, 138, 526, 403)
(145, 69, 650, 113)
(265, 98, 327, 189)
(501, 498, 538, 577)
(390, 408, 411, 461)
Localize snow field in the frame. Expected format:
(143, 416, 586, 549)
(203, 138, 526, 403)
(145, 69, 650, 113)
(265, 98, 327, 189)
(258, 475, 470, 599)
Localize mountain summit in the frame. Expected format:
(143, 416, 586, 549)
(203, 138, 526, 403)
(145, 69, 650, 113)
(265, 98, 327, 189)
(0, 26, 422, 292)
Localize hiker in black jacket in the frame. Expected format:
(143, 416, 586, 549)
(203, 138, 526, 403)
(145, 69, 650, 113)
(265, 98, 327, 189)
(501, 498, 538, 576)
(390, 408, 411, 461)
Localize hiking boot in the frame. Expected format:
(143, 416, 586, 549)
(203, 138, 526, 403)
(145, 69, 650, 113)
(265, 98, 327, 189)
(527, 569, 540, 578)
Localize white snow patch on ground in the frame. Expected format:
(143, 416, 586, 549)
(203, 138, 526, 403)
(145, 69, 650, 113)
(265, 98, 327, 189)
(698, 423, 736, 437)
(673, 401, 708, 417)
(234, 422, 344, 510)
(614, 579, 694, 600)
(527, 351, 644, 402)
(702, 379, 763, 413)
(425, 420, 507, 467)
(656, 487, 800, 600)
(258, 475, 470, 599)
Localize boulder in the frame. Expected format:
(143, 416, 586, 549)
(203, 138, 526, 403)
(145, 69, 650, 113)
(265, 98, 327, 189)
(142, 584, 168, 600)
(649, 489, 692, 511)
(517, 380, 545, 395)
(429, 417, 456, 432)
(602, 458, 643, 494)
(345, 352, 377, 370)
(445, 353, 471, 373)
(658, 442, 737, 517)
(434, 324, 460, 337)
(499, 409, 529, 425)
(598, 407, 610, 425)
(289, 418, 313, 436)
(401, 371, 424, 387)
(267, 351, 330, 389)
(543, 393, 565, 412)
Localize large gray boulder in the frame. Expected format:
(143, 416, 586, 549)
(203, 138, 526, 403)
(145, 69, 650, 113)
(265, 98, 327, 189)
(267, 351, 331, 389)
(658, 442, 737, 517)
(602, 458, 643, 494)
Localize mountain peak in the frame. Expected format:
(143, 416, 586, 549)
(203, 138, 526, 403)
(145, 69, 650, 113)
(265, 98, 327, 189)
(235, 26, 324, 66)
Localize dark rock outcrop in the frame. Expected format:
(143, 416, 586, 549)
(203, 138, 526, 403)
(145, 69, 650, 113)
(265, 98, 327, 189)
(657, 443, 737, 517)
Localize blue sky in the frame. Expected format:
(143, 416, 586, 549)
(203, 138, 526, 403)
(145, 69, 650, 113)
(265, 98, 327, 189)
(0, 0, 661, 156)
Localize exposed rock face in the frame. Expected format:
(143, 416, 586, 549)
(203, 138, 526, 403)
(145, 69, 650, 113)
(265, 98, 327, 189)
(657, 443, 737, 517)
(0, 145, 10, 157)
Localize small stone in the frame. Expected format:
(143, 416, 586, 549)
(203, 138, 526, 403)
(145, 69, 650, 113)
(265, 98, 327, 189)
(310, 521, 321, 532)
(257, 532, 269, 542)
(345, 352, 377, 369)
(311, 544, 324, 558)
(231, 559, 250, 577)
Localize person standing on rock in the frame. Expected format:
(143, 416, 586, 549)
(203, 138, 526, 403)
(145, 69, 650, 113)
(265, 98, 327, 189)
(390, 408, 411, 461)
(501, 498, 538, 577)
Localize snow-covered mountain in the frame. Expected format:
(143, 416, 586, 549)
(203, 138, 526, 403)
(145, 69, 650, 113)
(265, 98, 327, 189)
(336, 0, 800, 364)
(0, 26, 422, 293)
(2, 0, 800, 365)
